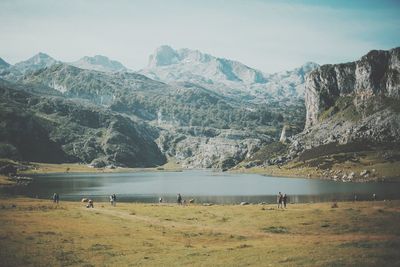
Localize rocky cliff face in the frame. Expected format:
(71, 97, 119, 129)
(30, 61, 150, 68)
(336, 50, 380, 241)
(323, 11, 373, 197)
(283, 47, 400, 165)
(157, 127, 272, 169)
(305, 47, 400, 128)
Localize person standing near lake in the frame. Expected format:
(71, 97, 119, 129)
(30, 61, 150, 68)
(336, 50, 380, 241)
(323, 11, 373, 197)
(52, 193, 59, 204)
(283, 194, 288, 208)
(277, 192, 283, 209)
(109, 195, 114, 206)
(112, 194, 117, 206)
(177, 193, 182, 205)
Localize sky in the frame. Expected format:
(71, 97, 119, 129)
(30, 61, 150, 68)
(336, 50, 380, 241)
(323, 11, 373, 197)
(0, 0, 399, 73)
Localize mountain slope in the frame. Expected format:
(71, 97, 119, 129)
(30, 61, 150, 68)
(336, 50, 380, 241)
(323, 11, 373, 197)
(0, 58, 10, 69)
(11, 63, 302, 168)
(245, 47, 400, 181)
(13, 52, 59, 74)
(139, 45, 319, 101)
(0, 79, 166, 167)
(70, 55, 129, 73)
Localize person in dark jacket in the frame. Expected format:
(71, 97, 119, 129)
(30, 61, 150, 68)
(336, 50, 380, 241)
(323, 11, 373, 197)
(52, 193, 59, 204)
(283, 194, 288, 208)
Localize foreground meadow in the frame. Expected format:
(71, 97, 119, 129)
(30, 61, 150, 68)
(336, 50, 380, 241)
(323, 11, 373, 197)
(0, 198, 399, 266)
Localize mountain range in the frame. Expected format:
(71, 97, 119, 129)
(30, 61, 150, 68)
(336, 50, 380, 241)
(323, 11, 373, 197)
(139, 45, 319, 102)
(1, 46, 398, 178)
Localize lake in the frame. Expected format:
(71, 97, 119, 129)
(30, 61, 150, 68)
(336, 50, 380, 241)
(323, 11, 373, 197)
(3, 170, 400, 204)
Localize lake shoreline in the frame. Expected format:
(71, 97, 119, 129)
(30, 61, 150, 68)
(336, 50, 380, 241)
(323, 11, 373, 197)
(4, 170, 400, 204)
(3, 159, 399, 184)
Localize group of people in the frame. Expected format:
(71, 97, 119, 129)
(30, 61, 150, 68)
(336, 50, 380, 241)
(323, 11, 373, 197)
(277, 192, 288, 208)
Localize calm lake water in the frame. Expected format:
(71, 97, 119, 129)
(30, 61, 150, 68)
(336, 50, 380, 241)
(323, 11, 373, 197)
(3, 170, 400, 204)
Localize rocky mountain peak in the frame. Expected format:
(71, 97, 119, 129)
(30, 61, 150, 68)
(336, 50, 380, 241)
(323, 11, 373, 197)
(13, 52, 58, 74)
(0, 57, 11, 68)
(25, 52, 56, 65)
(141, 45, 319, 101)
(147, 45, 180, 67)
(304, 47, 400, 129)
(298, 62, 320, 74)
(70, 55, 128, 73)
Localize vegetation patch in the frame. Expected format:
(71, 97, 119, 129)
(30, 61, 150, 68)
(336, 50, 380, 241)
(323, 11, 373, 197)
(262, 226, 289, 234)
(339, 240, 400, 249)
(89, 244, 113, 251)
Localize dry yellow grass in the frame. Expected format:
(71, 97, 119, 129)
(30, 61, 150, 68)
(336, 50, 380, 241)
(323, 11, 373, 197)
(20, 160, 182, 175)
(0, 197, 399, 266)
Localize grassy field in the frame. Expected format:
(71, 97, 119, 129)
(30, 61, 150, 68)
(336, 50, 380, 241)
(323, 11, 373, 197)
(0, 197, 399, 266)
(17, 158, 183, 175)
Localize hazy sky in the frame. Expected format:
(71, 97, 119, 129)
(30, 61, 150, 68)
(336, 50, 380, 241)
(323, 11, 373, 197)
(0, 0, 399, 73)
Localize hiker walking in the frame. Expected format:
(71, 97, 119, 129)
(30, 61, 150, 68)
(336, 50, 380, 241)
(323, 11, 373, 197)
(283, 194, 288, 208)
(277, 192, 283, 208)
(177, 193, 182, 205)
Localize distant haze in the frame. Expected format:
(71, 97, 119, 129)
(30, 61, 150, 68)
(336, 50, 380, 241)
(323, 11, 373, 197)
(0, 0, 399, 73)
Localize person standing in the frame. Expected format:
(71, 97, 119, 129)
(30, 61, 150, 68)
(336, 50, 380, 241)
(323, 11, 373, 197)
(52, 193, 59, 204)
(277, 192, 283, 209)
(283, 194, 288, 208)
(109, 195, 114, 206)
(112, 194, 117, 207)
(177, 193, 182, 205)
